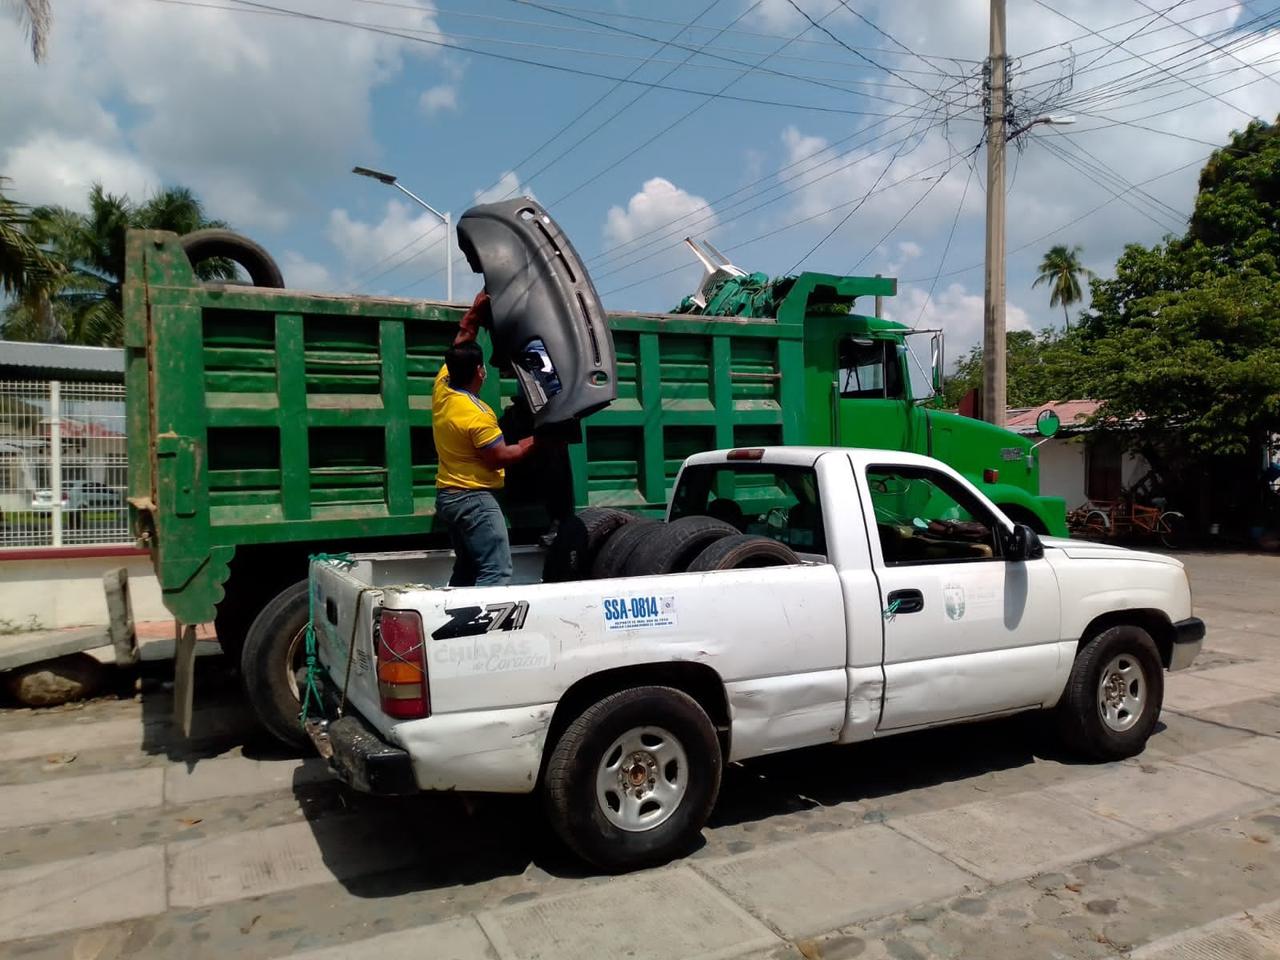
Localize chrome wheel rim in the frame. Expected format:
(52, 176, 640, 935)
(595, 725, 688, 832)
(1098, 654, 1146, 732)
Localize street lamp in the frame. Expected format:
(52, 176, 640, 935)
(1006, 114, 1075, 141)
(352, 165, 453, 302)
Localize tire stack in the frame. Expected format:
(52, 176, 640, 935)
(544, 509, 800, 581)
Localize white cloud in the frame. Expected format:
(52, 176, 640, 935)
(750, 0, 805, 33)
(280, 251, 336, 292)
(0, 0, 447, 229)
(3, 133, 159, 208)
(328, 199, 450, 273)
(473, 171, 535, 206)
(886, 282, 1031, 358)
(897, 240, 922, 260)
(604, 177, 717, 247)
(419, 83, 458, 116)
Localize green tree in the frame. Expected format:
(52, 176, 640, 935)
(2, 183, 233, 346)
(1032, 244, 1094, 330)
(1079, 119, 1280, 522)
(942, 328, 1089, 409)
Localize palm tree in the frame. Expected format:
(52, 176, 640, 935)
(1032, 244, 1095, 331)
(6, 0, 52, 62)
(3, 183, 234, 346)
(0, 179, 63, 340)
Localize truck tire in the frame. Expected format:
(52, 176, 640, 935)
(241, 580, 311, 751)
(1055, 624, 1164, 762)
(543, 685, 722, 871)
(686, 534, 800, 572)
(591, 519, 660, 580)
(180, 228, 285, 289)
(542, 508, 637, 583)
(621, 516, 739, 577)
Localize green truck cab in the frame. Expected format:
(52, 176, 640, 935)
(125, 230, 1065, 745)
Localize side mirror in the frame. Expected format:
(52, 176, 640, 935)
(1005, 523, 1044, 562)
(1036, 408, 1061, 438)
(930, 332, 945, 397)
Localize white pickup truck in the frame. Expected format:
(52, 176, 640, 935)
(299, 446, 1204, 871)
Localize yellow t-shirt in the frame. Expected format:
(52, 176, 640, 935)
(432, 367, 505, 490)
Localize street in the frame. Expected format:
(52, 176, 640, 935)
(1, 552, 1278, 960)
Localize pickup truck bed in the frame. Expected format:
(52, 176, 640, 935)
(303, 446, 1204, 870)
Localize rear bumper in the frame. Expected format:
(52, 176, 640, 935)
(306, 713, 418, 796)
(1169, 617, 1205, 671)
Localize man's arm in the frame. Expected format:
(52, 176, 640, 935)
(454, 290, 490, 346)
(476, 435, 536, 470)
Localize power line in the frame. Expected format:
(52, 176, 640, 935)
(780, 0, 948, 104)
(899, 151, 1210, 285)
(911, 155, 978, 328)
(1030, 0, 1260, 120)
(1130, 0, 1280, 92)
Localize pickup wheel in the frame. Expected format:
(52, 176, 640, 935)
(241, 580, 311, 751)
(542, 508, 636, 582)
(621, 515, 738, 577)
(544, 686, 722, 871)
(591, 518, 660, 580)
(1055, 624, 1164, 761)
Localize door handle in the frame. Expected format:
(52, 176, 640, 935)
(887, 589, 924, 614)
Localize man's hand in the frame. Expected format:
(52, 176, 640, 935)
(454, 290, 492, 346)
(476, 434, 537, 471)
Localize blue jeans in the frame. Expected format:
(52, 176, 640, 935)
(435, 489, 513, 587)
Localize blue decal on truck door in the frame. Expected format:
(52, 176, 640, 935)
(602, 594, 677, 631)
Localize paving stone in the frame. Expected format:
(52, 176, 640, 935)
(1164, 674, 1270, 713)
(0, 766, 164, 830)
(164, 755, 331, 806)
(890, 792, 1144, 884)
(1175, 736, 1280, 795)
(477, 866, 779, 960)
(0, 846, 166, 942)
(167, 817, 417, 908)
(1046, 763, 1267, 834)
(1129, 897, 1280, 958)
(692, 825, 975, 939)
(1188, 661, 1280, 695)
(278, 917, 496, 959)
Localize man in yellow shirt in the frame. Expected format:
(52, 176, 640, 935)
(434, 291, 539, 586)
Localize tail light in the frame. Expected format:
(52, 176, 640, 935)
(983, 469, 999, 484)
(376, 609, 429, 719)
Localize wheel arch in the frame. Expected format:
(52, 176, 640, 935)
(1077, 608, 1176, 669)
(539, 662, 731, 781)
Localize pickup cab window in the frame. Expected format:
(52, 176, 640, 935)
(838, 338, 904, 400)
(670, 464, 826, 554)
(867, 465, 1001, 564)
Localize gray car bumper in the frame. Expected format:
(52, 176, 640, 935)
(1169, 617, 1205, 671)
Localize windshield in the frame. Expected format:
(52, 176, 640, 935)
(670, 463, 826, 554)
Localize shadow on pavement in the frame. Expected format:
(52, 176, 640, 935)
(296, 710, 1118, 898)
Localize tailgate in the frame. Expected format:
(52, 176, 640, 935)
(309, 558, 384, 728)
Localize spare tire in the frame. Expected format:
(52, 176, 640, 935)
(180, 228, 285, 289)
(687, 534, 800, 572)
(621, 515, 739, 577)
(591, 518, 660, 580)
(543, 507, 637, 582)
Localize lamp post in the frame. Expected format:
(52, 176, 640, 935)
(352, 165, 453, 302)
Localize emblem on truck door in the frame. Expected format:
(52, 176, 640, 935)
(431, 601, 530, 640)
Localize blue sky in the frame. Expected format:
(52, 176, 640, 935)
(4, 0, 1279, 356)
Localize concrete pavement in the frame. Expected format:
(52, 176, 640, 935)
(0, 550, 1277, 959)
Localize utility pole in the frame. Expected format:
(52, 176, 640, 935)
(982, 0, 1007, 427)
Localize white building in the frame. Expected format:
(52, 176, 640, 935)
(1007, 401, 1151, 511)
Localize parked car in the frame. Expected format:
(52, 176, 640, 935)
(30, 481, 123, 512)
(301, 446, 1204, 871)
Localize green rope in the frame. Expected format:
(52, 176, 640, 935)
(300, 553, 354, 724)
(882, 598, 901, 621)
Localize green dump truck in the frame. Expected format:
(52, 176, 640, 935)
(126, 230, 1066, 745)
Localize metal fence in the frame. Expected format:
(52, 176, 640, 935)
(0, 380, 130, 549)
